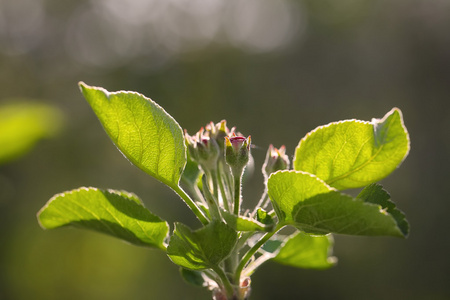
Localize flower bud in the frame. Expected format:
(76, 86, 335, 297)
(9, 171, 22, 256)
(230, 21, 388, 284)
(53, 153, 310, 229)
(197, 136, 220, 170)
(184, 129, 220, 171)
(225, 135, 251, 175)
(206, 120, 235, 155)
(262, 145, 290, 178)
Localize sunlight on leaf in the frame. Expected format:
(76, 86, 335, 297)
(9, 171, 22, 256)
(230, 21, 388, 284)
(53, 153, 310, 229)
(38, 187, 169, 250)
(273, 231, 337, 269)
(268, 171, 407, 237)
(221, 210, 272, 232)
(293, 108, 409, 190)
(79, 82, 186, 188)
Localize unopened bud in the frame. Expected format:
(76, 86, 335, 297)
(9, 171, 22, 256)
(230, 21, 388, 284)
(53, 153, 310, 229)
(225, 135, 251, 175)
(184, 129, 220, 171)
(206, 120, 234, 155)
(262, 145, 290, 178)
(197, 136, 220, 170)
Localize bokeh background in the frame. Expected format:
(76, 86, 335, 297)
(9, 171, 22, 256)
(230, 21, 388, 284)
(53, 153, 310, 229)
(1, 0, 449, 299)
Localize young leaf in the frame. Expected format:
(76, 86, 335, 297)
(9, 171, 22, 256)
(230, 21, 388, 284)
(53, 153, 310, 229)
(256, 208, 275, 227)
(293, 108, 409, 190)
(273, 231, 337, 269)
(221, 210, 273, 232)
(79, 82, 186, 188)
(167, 221, 238, 270)
(268, 171, 407, 237)
(37, 187, 169, 250)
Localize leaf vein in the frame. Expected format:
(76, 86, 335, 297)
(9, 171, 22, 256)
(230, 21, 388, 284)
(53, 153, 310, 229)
(70, 197, 118, 236)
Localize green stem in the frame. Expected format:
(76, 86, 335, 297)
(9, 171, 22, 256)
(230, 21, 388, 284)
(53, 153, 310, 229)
(234, 223, 285, 284)
(202, 175, 222, 220)
(242, 252, 272, 278)
(233, 174, 242, 215)
(219, 161, 234, 210)
(211, 171, 219, 198)
(173, 186, 209, 225)
(213, 266, 235, 299)
(185, 182, 208, 208)
(205, 169, 218, 198)
(215, 169, 231, 212)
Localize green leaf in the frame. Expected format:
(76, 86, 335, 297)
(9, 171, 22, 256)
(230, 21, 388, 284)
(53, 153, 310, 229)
(357, 183, 409, 237)
(37, 187, 169, 250)
(79, 82, 186, 188)
(268, 171, 407, 237)
(256, 208, 274, 227)
(0, 101, 64, 165)
(293, 108, 410, 190)
(167, 221, 238, 270)
(221, 210, 272, 232)
(274, 231, 337, 269)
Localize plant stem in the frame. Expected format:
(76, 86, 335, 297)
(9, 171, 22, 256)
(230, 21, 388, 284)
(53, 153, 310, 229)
(234, 223, 285, 284)
(233, 174, 242, 215)
(242, 253, 273, 278)
(184, 182, 208, 208)
(173, 185, 209, 225)
(213, 266, 235, 299)
(219, 161, 234, 210)
(211, 171, 219, 197)
(202, 175, 222, 220)
(215, 169, 231, 212)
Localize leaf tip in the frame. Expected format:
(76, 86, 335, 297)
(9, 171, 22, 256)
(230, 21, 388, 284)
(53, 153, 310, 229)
(78, 81, 90, 93)
(371, 107, 403, 126)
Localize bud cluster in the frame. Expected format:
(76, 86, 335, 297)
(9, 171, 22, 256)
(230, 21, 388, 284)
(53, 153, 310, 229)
(185, 127, 220, 172)
(184, 120, 252, 216)
(185, 120, 252, 174)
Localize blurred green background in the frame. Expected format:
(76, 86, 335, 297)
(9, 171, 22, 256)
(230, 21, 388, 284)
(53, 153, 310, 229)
(1, 0, 449, 299)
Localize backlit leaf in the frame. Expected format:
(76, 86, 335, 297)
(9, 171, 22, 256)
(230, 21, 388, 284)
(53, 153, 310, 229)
(294, 108, 409, 190)
(221, 210, 273, 232)
(167, 221, 238, 270)
(274, 231, 336, 269)
(38, 187, 169, 250)
(79, 82, 186, 188)
(268, 171, 407, 237)
(357, 183, 409, 237)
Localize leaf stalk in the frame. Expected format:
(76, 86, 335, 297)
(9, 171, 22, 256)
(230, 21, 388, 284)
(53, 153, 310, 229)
(173, 185, 209, 225)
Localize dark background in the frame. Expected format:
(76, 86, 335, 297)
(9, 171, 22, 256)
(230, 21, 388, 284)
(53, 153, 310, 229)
(1, 0, 449, 299)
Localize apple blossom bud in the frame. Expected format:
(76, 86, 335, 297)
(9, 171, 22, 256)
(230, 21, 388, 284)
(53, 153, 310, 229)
(184, 129, 220, 171)
(225, 135, 251, 175)
(262, 144, 290, 179)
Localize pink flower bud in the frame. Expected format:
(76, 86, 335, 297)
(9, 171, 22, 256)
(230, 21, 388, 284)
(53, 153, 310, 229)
(225, 135, 251, 174)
